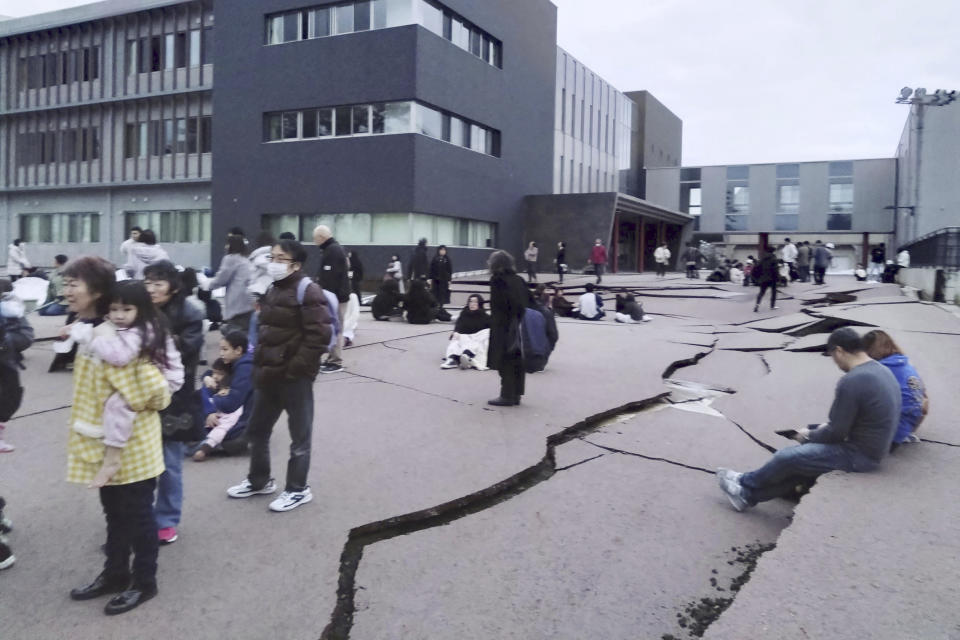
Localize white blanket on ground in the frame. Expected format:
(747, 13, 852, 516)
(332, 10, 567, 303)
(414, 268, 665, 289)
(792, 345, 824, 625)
(445, 329, 489, 370)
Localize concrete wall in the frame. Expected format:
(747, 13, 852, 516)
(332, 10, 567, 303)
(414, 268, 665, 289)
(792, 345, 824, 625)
(898, 266, 960, 304)
(212, 0, 557, 266)
(0, 184, 211, 269)
(645, 167, 680, 211)
(623, 90, 681, 199)
(524, 193, 617, 270)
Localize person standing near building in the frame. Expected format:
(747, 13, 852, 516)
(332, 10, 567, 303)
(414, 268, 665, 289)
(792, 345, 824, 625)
(119, 227, 142, 264)
(5, 240, 29, 282)
(39, 254, 70, 316)
(781, 238, 798, 281)
(312, 225, 350, 374)
(796, 241, 811, 282)
(653, 242, 671, 278)
(753, 247, 780, 312)
(487, 251, 529, 407)
(429, 245, 453, 306)
(523, 242, 539, 282)
(409, 238, 430, 283)
(555, 241, 566, 283)
(813, 241, 832, 285)
(227, 239, 332, 512)
(124, 230, 169, 280)
(684, 243, 701, 279)
(869, 242, 886, 281)
(202, 235, 255, 335)
(590, 238, 607, 284)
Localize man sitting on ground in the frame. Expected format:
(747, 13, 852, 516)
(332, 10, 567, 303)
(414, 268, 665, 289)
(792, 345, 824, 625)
(574, 282, 605, 320)
(716, 328, 900, 511)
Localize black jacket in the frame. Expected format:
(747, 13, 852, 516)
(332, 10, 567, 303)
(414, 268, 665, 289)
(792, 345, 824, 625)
(318, 238, 351, 302)
(429, 254, 453, 282)
(488, 271, 529, 370)
(158, 295, 204, 441)
(371, 280, 403, 320)
(404, 285, 439, 324)
(410, 245, 429, 280)
(755, 254, 780, 284)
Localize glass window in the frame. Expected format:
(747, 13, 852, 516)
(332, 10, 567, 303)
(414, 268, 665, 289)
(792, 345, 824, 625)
(419, 0, 443, 36)
(726, 185, 749, 214)
(491, 41, 502, 68)
(302, 214, 336, 238)
(126, 39, 138, 75)
(311, 7, 331, 37)
(776, 163, 799, 179)
(726, 165, 748, 180)
(775, 214, 798, 231)
(829, 161, 853, 177)
(481, 36, 491, 63)
(187, 118, 199, 153)
(436, 216, 456, 245)
(164, 34, 175, 70)
(372, 213, 410, 243)
(190, 30, 201, 65)
(265, 114, 281, 141)
(829, 182, 853, 212)
(318, 109, 333, 136)
(724, 215, 748, 231)
(680, 167, 701, 181)
(777, 184, 800, 212)
(302, 110, 318, 138)
(199, 116, 212, 153)
(335, 106, 352, 136)
(335, 4, 354, 34)
(450, 17, 469, 50)
(469, 124, 485, 153)
(449, 116, 465, 147)
(334, 213, 372, 243)
(374, 0, 413, 28)
(411, 214, 435, 243)
(283, 12, 301, 42)
(174, 32, 187, 68)
(469, 29, 482, 57)
(354, 1, 372, 31)
(352, 105, 370, 134)
(262, 214, 301, 239)
(416, 104, 443, 139)
(282, 112, 299, 140)
(380, 101, 411, 133)
(175, 118, 187, 153)
(162, 119, 175, 154)
(827, 213, 852, 230)
(201, 28, 213, 65)
(267, 16, 285, 44)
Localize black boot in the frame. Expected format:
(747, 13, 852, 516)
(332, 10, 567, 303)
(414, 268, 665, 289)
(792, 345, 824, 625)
(70, 572, 130, 601)
(487, 397, 516, 407)
(104, 583, 158, 615)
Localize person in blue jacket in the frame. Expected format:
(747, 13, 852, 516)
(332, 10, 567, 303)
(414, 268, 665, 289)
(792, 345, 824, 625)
(862, 330, 928, 448)
(192, 330, 254, 456)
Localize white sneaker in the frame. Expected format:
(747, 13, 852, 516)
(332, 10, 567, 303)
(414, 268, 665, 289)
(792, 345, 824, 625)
(716, 468, 743, 486)
(716, 469, 748, 512)
(440, 358, 458, 369)
(226, 478, 277, 499)
(269, 488, 313, 512)
(642, 315, 653, 322)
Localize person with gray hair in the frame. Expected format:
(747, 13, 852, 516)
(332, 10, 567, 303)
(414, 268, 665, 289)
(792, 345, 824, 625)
(487, 250, 529, 406)
(716, 328, 901, 511)
(312, 224, 350, 373)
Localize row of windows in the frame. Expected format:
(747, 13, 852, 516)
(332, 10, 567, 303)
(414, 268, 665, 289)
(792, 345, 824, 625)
(266, 0, 502, 68)
(125, 210, 212, 243)
(124, 116, 212, 158)
(19, 212, 100, 243)
(126, 29, 213, 75)
(15, 127, 100, 167)
(18, 46, 101, 90)
(264, 101, 500, 157)
(262, 212, 495, 248)
(558, 154, 617, 194)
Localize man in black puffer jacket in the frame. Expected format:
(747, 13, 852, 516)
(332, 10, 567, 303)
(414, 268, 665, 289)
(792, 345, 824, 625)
(227, 239, 332, 513)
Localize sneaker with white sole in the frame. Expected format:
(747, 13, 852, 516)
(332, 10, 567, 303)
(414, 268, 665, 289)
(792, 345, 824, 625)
(0, 539, 14, 570)
(716, 470, 749, 512)
(269, 488, 313, 512)
(716, 468, 743, 487)
(226, 478, 277, 499)
(440, 357, 458, 369)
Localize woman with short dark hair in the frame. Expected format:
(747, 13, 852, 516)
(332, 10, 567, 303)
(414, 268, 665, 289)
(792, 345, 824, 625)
(487, 250, 529, 406)
(202, 235, 255, 335)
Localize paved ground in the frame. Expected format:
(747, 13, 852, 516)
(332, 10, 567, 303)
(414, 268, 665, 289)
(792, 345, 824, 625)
(0, 273, 958, 639)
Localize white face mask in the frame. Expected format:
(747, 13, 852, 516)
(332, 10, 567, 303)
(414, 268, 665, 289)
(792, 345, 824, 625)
(266, 262, 291, 281)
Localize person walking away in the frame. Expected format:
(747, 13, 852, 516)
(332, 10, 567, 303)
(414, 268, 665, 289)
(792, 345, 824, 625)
(716, 328, 900, 511)
(0, 280, 34, 452)
(429, 245, 453, 306)
(862, 330, 928, 448)
(753, 247, 780, 312)
(869, 242, 886, 281)
(654, 242, 671, 278)
(227, 239, 332, 512)
(201, 235, 255, 335)
(812, 241, 833, 285)
(385, 254, 404, 294)
(796, 241, 811, 282)
(38, 254, 70, 316)
(487, 251, 528, 406)
(590, 239, 608, 284)
(781, 238, 798, 281)
(124, 230, 169, 280)
(143, 261, 204, 544)
(523, 242, 539, 282)
(62, 257, 172, 615)
(119, 227, 142, 265)
(312, 225, 350, 373)
(5, 240, 29, 282)
(247, 231, 276, 298)
(409, 238, 430, 283)
(555, 241, 566, 283)
(684, 244, 701, 279)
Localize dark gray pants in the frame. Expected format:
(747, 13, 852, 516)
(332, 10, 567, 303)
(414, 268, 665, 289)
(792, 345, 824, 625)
(247, 378, 314, 492)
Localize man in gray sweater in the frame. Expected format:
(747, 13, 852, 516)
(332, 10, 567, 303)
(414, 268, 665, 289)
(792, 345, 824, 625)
(717, 328, 901, 511)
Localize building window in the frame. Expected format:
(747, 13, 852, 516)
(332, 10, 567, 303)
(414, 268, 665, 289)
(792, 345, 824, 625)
(18, 46, 100, 90)
(680, 181, 701, 232)
(16, 127, 99, 167)
(20, 213, 100, 243)
(265, 0, 502, 68)
(264, 101, 499, 157)
(124, 210, 211, 243)
(775, 164, 800, 231)
(724, 165, 749, 231)
(263, 212, 494, 248)
(828, 161, 853, 230)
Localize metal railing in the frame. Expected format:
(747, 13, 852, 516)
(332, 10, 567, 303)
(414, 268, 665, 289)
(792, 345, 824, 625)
(901, 227, 960, 269)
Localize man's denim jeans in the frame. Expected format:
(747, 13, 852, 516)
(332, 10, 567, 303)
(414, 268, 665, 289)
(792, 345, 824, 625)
(247, 378, 314, 492)
(740, 443, 878, 505)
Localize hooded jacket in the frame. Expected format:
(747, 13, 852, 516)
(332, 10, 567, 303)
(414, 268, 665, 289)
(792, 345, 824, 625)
(125, 243, 170, 279)
(207, 253, 255, 321)
(6, 244, 30, 276)
(877, 354, 926, 443)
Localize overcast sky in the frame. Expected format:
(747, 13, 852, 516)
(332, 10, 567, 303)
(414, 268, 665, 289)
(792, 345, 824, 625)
(3, 0, 958, 166)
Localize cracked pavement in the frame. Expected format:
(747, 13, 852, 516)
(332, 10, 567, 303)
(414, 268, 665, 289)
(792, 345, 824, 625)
(1, 274, 958, 639)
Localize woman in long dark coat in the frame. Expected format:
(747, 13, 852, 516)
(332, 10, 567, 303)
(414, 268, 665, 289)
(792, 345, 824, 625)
(487, 250, 530, 406)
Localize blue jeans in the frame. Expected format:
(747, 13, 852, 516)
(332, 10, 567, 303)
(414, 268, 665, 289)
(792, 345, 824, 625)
(37, 301, 67, 316)
(740, 443, 878, 505)
(155, 441, 185, 529)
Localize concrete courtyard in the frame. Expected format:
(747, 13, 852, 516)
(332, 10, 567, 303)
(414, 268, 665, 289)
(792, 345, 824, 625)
(1, 273, 958, 640)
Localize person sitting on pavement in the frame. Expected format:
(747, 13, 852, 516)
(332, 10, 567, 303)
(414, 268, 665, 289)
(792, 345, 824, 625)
(854, 263, 868, 281)
(716, 328, 901, 511)
(548, 286, 575, 318)
(403, 279, 440, 325)
(192, 358, 243, 461)
(614, 293, 651, 323)
(523, 290, 559, 373)
(191, 330, 253, 459)
(862, 330, 928, 449)
(371, 278, 403, 321)
(442, 294, 491, 370)
(574, 282, 605, 320)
